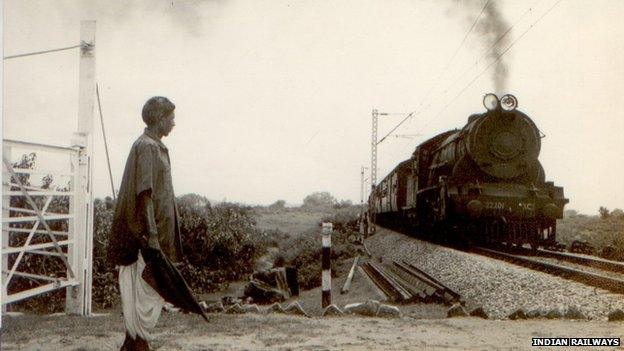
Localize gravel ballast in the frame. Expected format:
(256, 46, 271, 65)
(366, 228, 624, 320)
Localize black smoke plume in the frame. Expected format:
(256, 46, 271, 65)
(452, 0, 511, 93)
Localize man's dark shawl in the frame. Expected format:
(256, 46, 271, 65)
(141, 248, 209, 322)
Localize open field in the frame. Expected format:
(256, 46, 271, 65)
(252, 208, 333, 236)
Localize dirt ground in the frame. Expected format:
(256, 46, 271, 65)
(2, 310, 623, 350)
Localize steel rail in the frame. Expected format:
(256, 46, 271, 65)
(388, 261, 438, 301)
(361, 263, 398, 301)
(393, 261, 446, 300)
(362, 262, 413, 302)
(367, 262, 413, 301)
(372, 262, 436, 303)
(508, 246, 624, 274)
(394, 261, 463, 304)
(403, 261, 463, 302)
(473, 247, 624, 294)
(357, 265, 388, 301)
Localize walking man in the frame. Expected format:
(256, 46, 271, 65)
(108, 96, 183, 351)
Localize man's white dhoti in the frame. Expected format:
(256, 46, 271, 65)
(119, 252, 165, 341)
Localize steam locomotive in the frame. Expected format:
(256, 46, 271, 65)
(368, 94, 568, 248)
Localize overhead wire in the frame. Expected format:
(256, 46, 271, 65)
(3, 44, 81, 60)
(378, 112, 416, 145)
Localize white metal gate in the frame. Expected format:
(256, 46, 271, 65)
(2, 138, 93, 315)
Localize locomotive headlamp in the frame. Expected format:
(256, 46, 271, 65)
(483, 93, 499, 111)
(500, 94, 518, 111)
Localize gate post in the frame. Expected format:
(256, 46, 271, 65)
(66, 20, 96, 316)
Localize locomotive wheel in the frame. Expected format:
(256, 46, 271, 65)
(527, 222, 539, 250)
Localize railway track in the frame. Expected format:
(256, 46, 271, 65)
(472, 247, 624, 294)
(504, 246, 624, 274)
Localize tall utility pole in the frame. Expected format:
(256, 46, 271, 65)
(371, 109, 412, 191)
(370, 109, 410, 236)
(360, 166, 368, 205)
(371, 109, 378, 191)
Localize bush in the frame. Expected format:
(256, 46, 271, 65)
(321, 206, 361, 233)
(611, 208, 624, 218)
(268, 200, 286, 211)
(175, 199, 271, 292)
(92, 199, 119, 309)
(302, 191, 337, 211)
(334, 199, 354, 209)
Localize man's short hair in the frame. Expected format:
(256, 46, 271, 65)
(142, 96, 175, 126)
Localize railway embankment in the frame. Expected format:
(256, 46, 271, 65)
(365, 228, 624, 320)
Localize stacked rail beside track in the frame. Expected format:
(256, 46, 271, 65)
(473, 247, 624, 294)
(361, 262, 413, 303)
(360, 260, 464, 305)
(386, 262, 438, 302)
(393, 261, 463, 304)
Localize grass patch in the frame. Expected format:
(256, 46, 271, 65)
(252, 207, 334, 236)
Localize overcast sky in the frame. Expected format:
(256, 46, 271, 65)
(3, 0, 623, 214)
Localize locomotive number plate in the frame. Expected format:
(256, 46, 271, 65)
(484, 201, 504, 210)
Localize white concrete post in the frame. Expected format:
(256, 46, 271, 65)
(66, 20, 96, 316)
